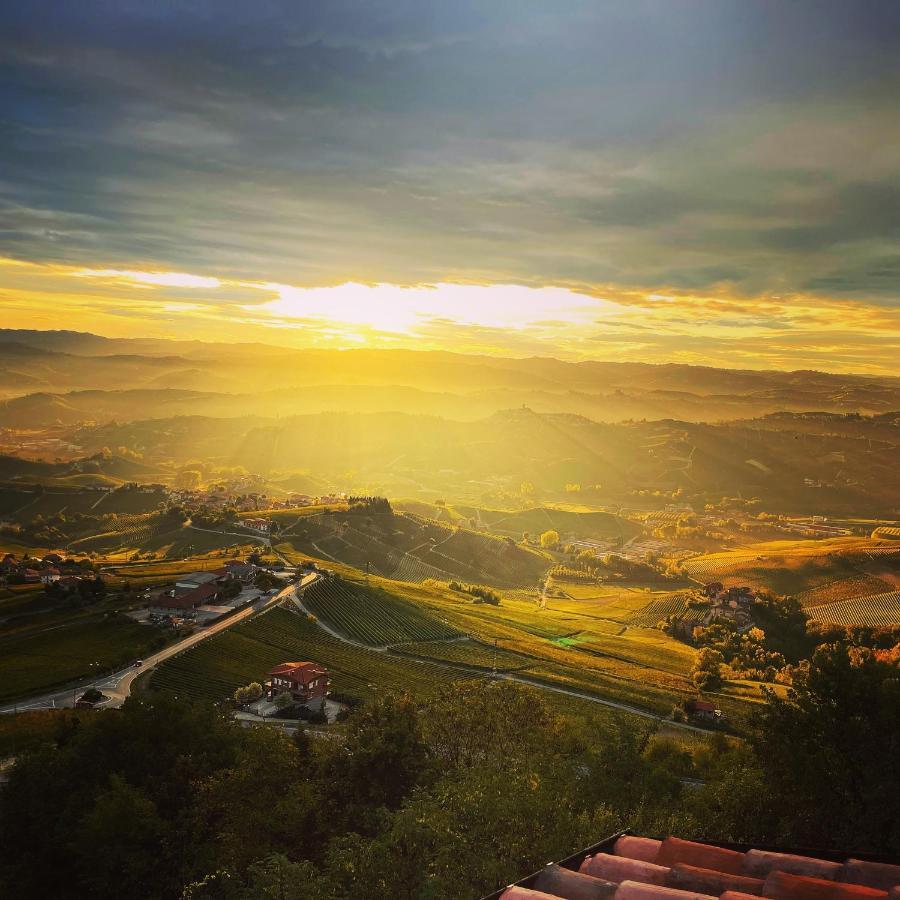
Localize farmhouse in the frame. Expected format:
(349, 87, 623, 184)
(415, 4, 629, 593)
(222, 561, 258, 583)
(151, 580, 221, 613)
(240, 517, 272, 534)
(265, 661, 329, 709)
(702, 583, 755, 628)
(174, 571, 219, 592)
(685, 698, 721, 721)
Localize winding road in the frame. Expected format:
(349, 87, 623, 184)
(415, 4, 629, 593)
(293, 585, 709, 734)
(0, 574, 320, 714)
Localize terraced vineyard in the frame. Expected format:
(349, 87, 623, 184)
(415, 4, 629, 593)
(805, 590, 900, 627)
(629, 592, 691, 627)
(391, 554, 451, 583)
(681, 552, 763, 581)
(503, 588, 542, 603)
(149, 607, 479, 704)
(797, 574, 895, 607)
(392, 638, 535, 671)
(302, 578, 460, 646)
(69, 512, 165, 552)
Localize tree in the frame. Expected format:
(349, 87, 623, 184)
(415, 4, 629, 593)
(752, 643, 900, 852)
(176, 469, 203, 490)
(73, 775, 165, 898)
(691, 648, 724, 691)
(234, 683, 263, 705)
(540, 529, 560, 549)
(317, 693, 428, 833)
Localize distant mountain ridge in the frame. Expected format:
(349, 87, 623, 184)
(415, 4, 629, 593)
(2, 329, 899, 424)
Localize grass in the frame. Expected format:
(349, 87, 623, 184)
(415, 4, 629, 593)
(0, 709, 94, 757)
(391, 638, 535, 671)
(0, 616, 166, 702)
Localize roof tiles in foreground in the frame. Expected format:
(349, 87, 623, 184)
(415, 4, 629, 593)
(488, 834, 900, 900)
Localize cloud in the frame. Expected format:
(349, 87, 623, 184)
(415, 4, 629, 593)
(0, 1, 897, 369)
(75, 269, 222, 289)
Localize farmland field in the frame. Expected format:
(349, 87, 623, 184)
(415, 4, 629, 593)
(805, 590, 900, 627)
(0, 617, 166, 701)
(682, 538, 900, 598)
(392, 637, 535, 671)
(148, 606, 481, 705)
(302, 578, 460, 645)
(796, 573, 895, 607)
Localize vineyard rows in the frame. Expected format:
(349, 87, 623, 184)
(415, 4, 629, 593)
(681, 553, 762, 579)
(392, 638, 534, 671)
(797, 574, 895, 608)
(69, 512, 165, 551)
(150, 607, 479, 705)
(391, 554, 452, 583)
(302, 579, 460, 646)
(805, 590, 900, 627)
(629, 593, 690, 627)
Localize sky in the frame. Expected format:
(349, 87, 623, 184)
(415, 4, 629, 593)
(1, 0, 899, 372)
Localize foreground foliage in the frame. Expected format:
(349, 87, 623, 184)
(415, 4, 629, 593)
(1, 655, 898, 899)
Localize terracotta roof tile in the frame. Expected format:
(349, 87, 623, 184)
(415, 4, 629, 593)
(579, 856, 668, 886)
(666, 863, 763, 896)
(743, 849, 842, 880)
(613, 881, 716, 900)
(840, 861, 900, 892)
(613, 837, 662, 864)
(532, 864, 616, 900)
(483, 833, 900, 900)
(763, 870, 888, 900)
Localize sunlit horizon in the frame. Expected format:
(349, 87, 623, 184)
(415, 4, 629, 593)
(2, 256, 898, 374)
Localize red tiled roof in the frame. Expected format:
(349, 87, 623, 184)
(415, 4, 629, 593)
(490, 833, 900, 900)
(268, 661, 327, 684)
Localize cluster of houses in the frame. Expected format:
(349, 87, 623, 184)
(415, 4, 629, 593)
(149, 561, 260, 614)
(700, 582, 756, 628)
(167, 485, 337, 512)
(0, 552, 93, 592)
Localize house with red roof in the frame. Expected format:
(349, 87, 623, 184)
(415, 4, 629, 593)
(266, 661, 329, 709)
(685, 698, 721, 721)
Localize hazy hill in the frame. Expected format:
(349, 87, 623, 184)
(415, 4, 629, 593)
(68, 408, 900, 515)
(2, 330, 900, 423)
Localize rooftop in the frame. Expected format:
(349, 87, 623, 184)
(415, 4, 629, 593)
(268, 661, 327, 684)
(486, 832, 900, 900)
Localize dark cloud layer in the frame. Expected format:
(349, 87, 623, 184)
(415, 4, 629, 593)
(1, 0, 898, 300)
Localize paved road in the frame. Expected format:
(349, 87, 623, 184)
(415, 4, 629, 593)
(0, 573, 320, 714)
